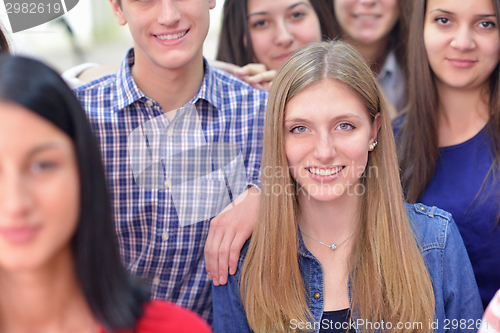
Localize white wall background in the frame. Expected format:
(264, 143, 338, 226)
(0, 0, 225, 73)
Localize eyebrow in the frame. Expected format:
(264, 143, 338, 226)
(248, 2, 311, 17)
(430, 8, 496, 18)
(284, 113, 363, 124)
(27, 142, 62, 158)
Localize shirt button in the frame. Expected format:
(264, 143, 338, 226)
(162, 232, 169, 241)
(152, 277, 160, 285)
(420, 206, 426, 211)
(164, 179, 171, 188)
(166, 129, 174, 137)
(313, 292, 321, 300)
(146, 100, 153, 107)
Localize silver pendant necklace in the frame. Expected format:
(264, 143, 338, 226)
(301, 230, 355, 251)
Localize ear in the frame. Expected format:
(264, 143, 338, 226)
(370, 112, 381, 143)
(209, 0, 216, 10)
(110, 0, 127, 26)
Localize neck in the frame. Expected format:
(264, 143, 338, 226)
(436, 81, 490, 146)
(298, 191, 360, 245)
(131, 47, 205, 113)
(0, 248, 96, 333)
(347, 36, 391, 75)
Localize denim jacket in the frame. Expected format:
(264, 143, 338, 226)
(212, 203, 483, 332)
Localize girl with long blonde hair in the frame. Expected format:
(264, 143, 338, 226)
(212, 41, 482, 333)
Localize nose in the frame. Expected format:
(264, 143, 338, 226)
(274, 20, 294, 47)
(0, 172, 31, 220)
(451, 25, 476, 51)
(359, 0, 376, 6)
(313, 132, 337, 163)
(157, 0, 182, 26)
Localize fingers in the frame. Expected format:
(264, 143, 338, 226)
(204, 216, 224, 283)
(204, 188, 260, 286)
(217, 225, 236, 285)
(209, 60, 243, 76)
(236, 63, 268, 76)
(246, 70, 276, 91)
(237, 66, 276, 91)
(228, 231, 250, 276)
(247, 69, 276, 84)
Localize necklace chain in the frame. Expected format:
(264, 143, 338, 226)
(301, 230, 355, 251)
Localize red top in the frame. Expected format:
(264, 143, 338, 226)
(100, 300, 212, 333)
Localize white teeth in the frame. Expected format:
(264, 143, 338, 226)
(308, 167, 343, 176)
(156, 30, 187, 40)
(357, 14, 378, 19)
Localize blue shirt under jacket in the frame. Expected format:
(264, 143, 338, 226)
(394, 115, 500, 309)
(212, 203, 483, 333)
(417, 125, 500, 309)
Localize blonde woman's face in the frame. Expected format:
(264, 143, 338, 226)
(284, 79, 379, 203)
(334, 0, 399, 47)
(424, 0, 500, 91)
(247, 0, 322, 70)
(0, 102, 80, 273)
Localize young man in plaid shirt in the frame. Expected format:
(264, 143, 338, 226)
(74, 0, 267, 323)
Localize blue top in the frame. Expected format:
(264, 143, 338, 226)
(418, 125, 500, 309)
(212, 203, 483, 333)
(74, 49, 268, 323)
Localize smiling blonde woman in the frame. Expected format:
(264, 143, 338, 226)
(212, 41, 482, 333)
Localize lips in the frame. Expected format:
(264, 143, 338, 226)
(0, 225, 41, 244)
(353, 14, 382, 24)
(447, 58, 477, 68)
(154, 29, 189, 41)
(274, 52, 294, 62)
(307, 166, 344, 177)
(354, 14, 381, 19)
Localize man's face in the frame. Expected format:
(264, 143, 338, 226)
(111, 0, 215, 72)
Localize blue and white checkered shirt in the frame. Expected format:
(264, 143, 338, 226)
(74, 49, 267, 323)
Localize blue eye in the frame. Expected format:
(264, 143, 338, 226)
(337, 123, 355, 130)
(290, 125, 308, 133)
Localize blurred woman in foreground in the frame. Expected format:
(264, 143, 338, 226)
(0, 55, 212, 333)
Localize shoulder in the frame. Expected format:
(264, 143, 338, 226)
(208, 65, 268, 105)
(405, 202, 455, 252)
(392, 112, 407, 137)
(73, 74, 117, 105)
(134, 300, 212, 333)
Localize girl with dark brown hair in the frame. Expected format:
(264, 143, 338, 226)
(396, 0, 500, 309)
(215, 0, 335, 90)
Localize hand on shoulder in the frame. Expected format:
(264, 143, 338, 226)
(210, 60, 275, 91)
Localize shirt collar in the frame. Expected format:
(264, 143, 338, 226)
(297, 227, 315, 259)
(186, 59, 223, 111)
(112, 48, 222, 112)
(112, 48, 146, 112)
(378, 50, 397, 81)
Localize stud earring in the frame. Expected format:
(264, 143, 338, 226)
(369, 140, 378, 151)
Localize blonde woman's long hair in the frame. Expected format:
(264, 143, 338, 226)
(240, 41, 435, 333)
